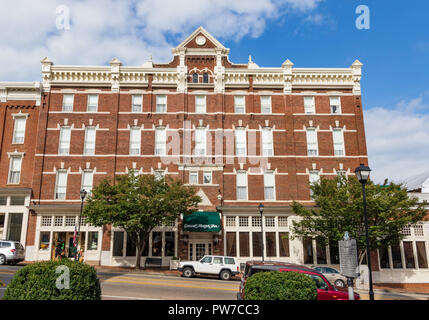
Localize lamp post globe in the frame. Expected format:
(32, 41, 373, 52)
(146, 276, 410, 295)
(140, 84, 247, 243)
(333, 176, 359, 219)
(354, 164, 371, 184)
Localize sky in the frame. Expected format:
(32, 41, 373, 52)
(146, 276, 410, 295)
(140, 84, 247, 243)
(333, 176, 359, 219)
(0, 0, 428, 184)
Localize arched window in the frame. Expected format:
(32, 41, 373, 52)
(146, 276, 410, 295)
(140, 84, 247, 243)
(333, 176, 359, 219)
(192, 73, 199, 83)
(203, 73, 209, 83)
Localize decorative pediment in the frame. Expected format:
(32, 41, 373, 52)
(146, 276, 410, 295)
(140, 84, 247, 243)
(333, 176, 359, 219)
(172, 26, 229, 55)
(196, 189, 213, 207)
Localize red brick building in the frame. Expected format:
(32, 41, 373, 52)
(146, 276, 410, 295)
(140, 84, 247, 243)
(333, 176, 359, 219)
(2, 27, 374, 271)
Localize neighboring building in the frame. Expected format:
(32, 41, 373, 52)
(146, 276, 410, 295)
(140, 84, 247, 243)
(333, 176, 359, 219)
(1, 27, 373, 270)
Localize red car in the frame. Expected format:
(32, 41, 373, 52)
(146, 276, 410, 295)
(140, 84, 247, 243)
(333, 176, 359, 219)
(237, 261, 360, 301)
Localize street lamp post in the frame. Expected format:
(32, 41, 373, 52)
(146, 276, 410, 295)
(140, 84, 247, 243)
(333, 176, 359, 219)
(76, 189, 88, 261)
(258, 203, 264, 262)
(354, 164, 374, 301)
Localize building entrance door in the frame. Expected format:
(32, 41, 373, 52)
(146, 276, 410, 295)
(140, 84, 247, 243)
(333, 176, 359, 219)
(189, 241, 212, 261)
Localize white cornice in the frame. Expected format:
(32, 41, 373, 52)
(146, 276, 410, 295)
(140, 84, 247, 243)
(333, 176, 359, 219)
(0, 82, 42, 105)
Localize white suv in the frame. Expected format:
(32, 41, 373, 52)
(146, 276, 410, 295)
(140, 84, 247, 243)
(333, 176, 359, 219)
(179, 255, 241, 281)
(0, 241, 25, 265)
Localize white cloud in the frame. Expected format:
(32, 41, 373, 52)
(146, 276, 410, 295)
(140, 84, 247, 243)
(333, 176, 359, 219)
(0, 0, 322, 81)
(365, 94, 429, 184)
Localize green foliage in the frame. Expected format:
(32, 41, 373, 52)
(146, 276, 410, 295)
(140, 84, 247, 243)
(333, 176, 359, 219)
(83, 173, 201, 268)
(244, 271, 318, 300)
(291, 175, 427, 260)
(3, 260, 101, 300)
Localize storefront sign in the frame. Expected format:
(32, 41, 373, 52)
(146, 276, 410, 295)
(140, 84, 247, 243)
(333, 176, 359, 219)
(183, 212, 221, 232)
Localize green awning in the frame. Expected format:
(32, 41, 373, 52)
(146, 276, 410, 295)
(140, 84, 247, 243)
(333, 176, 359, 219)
(183, 211, 221, 232)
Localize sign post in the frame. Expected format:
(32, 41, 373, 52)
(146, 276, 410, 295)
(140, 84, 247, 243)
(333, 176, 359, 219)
(339, 232, 359, 300)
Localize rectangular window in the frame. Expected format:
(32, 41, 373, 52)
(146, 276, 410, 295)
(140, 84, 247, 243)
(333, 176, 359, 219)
(236, 172, 247, 200)
(391, 243, 403, 269)
(55, 171, 68, 200)
(306, 129, 318, 156)
(0, 197, 6, 206)
(126, 233, 136, 257)
(234, 96, 245, 114)
(59, 127, 71, 155)
(379, 247, 390, 269)
(203, 171, 212, 185)
(165, 232, 175, 257)
(81, 171, 93, 196)
(10, 196, 25, 206)
(264, 172, 275, 200)
(235, 128, 247, 156)
(8, 157, 22, 184)
(416, 242, 428, 269)
(87, 232, 99, 251)
(303, 238, 314, 264)
(262, 128, 274, 156)
(403, 241, 415, 268)
(195, 128, 206, 156)
(54, 216, 63, 227)
(226, 216, 236, 227)
(333, 129, 345, 156)
(41, 216, 52, 227)
(226, 232, 237, 257)
(189, 171, 198, 185)
(113, 231, 124, 257)
(239, 232, 250, 257)
(195, 96, 206, 113)
(239, 216, 249, 227)
(65, 216, 76, 227)
(129, 127, 141, 155)
(252, 216, 261, 228)
(62, 94, 74, 112)
(156, 95, 167, 113)
(87, 95, 99, 112)
(266, 232, 276, 257)
(132, 95, 142, 113)
(260, 96, 272, 114)
(252, 232, 262, 257)
(12, 117, 26, 144)
(330, 96, 341, 114)
(39, 232, 51, 251)
(278, 217, 288, 227)
(84, 127, 96, 155)
(155, 127, 167, 156)
(304, 96, 315, 114)
(7, 213, 23, 242)
(265, 216, 275, 228)
(279, 232, 290, 257)
(152, 232, 162, 256)
(309, 172, 320, 199)
(329, 241, 340, 264)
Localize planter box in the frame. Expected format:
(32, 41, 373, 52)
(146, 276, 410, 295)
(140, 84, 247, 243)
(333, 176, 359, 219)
(170, 260, 180, 270)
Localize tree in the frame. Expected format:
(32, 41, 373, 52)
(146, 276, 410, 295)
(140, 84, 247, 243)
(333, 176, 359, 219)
(83, 173, 201, 269)
(290, 175, 428, 263)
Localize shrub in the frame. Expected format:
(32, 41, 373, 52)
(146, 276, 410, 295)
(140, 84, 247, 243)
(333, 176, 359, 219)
(244, 271, 318, 300)
(3, 260, 101, 300)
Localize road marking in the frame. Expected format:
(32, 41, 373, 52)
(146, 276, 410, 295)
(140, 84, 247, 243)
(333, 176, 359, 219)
(103, 279, 238, 292)
(101, 295, 161, 300)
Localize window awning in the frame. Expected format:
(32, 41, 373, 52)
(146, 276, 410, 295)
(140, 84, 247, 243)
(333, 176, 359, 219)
(183, 211, 221, 232)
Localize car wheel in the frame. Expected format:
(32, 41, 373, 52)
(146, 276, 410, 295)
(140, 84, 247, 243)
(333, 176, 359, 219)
(335, 279, 346, 288)
(182, 267, 194, 278)
(220, 270, 231, 281)
(0, 255, 6, 266)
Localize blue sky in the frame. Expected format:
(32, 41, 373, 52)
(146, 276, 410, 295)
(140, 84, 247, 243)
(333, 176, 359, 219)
(1, 0, 428, 184)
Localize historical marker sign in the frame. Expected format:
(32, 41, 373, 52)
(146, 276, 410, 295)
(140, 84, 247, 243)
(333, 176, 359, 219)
(339, 239, 359, 278)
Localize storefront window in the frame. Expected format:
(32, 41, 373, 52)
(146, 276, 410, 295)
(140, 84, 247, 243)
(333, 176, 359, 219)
(316, 238, 327, 264)
(252, 232, 262, 257)
(7, 213, 23, 242)
(226, 232, 237, 257)
(403, 241, 415, 269)
(165, 232, 175, 257)
(329, 241, 340, 264)
(279, 232, 289, 257)
(416, 242, 428, 269)
(303, 238, 314, 264)
(266, 232, 276, 257)
(391, 244, 402, 269)
(239, 232, 250, 257)
(113, 231, 124, 257)
(379, 247, 390, 269)
(87, 232, 98, 251)
(10, 196, 25, 206)
(126, 233, 136, 257)
(152, 232, 162, 257)
(0, 197, 7, 206)
(39, 232, 50, 251)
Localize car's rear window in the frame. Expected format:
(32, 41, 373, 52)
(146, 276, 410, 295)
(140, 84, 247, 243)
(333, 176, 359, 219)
(224, 258, 235, 265)
(249, 268, 273, 277)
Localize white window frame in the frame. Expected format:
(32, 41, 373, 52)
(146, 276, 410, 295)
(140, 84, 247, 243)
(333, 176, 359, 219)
(195, 96, 206, 114)
(306, 128, 319, 156)
(132, 95, 142, 113)
(84, 126, 96, 156)
(332, 128, 345, 157)
(81, 170, 94, 196)
(234, 96, 246, 114)
(235, 128, 247, 157)
(155, 127, 167, 156)
(203, 171, 212, 185)
(194, 127, 207, 156)
(129, 127, 141, 155)
(189, 171, 198, 185)
(262, 127, 274, 156)
(304, 96, 316, 114)
(236, 171, 248, 201)
(12, 117, 27, 144)
(264, 171, 276, 200)
(156, 95, 167, 113)
(59, 126, 71, 155)
(62, 94, 74, 112)
(8, 156, 22, 184)
(55, 170, 68, 200)
(87, 95, 99, 112)
(330, 96, 341, 114)
(260, 96, 272, 114)
(309, 171, 320, 200)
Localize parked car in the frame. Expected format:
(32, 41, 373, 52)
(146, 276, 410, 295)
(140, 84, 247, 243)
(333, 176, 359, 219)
(0, 241, 25, 265)
(312, 266, 348, 288)
(237, 261, 360, 300)
(178, 255, 241, 280)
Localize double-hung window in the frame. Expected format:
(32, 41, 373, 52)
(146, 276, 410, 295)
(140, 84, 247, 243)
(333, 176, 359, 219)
(332, 129, 345, 156)
(129, 127, 141, 155)
(62, 95, 74, 112)
(189, 171, 198, 185)
(195, 96, 206, 113)
(195, 128, 206, 156)
(309, 171, 320, 199)
(262, 128, 274, 156)
(55, 171, 68, 200)
(236, 172, 248, 200)
(87, 95, 99, 112)
(304, 96, 315, 114)
(155, 127, 167, 156)
(59, 127, 71, 155)
(81, 171, 93, 196)
(264, 172, 275, 200)
(261, 96, 272, 114)
(330, 96, 341, 114)
(306, 128, 318, 156)
(203, 172, 212, 185)
(203, 73, 209, 83)
(132, 95, 142, 113)
(84, 127, 96, 155)
(234, 96, 246, 114)
(235, 128, 247, 157)
(156, 95, 167, 113)
(8, 156, 22, 184)
(12, 117, 26, 144)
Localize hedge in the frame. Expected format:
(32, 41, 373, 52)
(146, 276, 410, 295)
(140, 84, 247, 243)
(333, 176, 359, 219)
(244, 271, 318, 300)
(3, 260, 101, 300)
